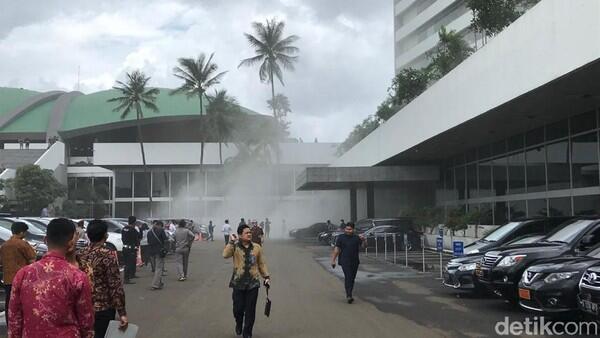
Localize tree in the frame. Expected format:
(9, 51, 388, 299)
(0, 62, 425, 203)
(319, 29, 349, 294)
(206, 89, 240, 164)
(428, 26, 474, 80)
(9, 164, 65, 215)
(108, 70, 159, 203)
(389, 67, 430, 108)
(467, 0, 539, 38)
(267, 93, 292, 137)
(239, 18, 299, 118)
(337, 115, 381, 155)
(171, 53, 227, 166)
(62, 179, 109, 218)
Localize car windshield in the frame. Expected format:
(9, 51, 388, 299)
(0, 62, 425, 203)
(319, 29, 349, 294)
(0, 220, 14, 240)
(588, 245, 600, 258)
(482, 222, 521, 242)
(506, 235, 543, 245)
(543, 220, 595, 243)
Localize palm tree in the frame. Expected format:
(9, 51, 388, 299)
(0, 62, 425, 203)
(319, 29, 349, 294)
(108, 70, 159, 203)
(206, 89, 240, 164)
(171, 53, 227, 166)
(239, 18, 299, 118)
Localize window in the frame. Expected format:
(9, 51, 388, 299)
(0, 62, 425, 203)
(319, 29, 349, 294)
(526, 127, 544, 147)
(509, 200, 526, 220)
(207, 171, 225, 196)
(151, 201, 170, 218)
(479, 203, 493, 225)
(526, 146, 546, 192)
(549, 197, 572, 216)
(94, 177, 111, 200)
(574, 195, 600, 215)
(508, 152, 526, 194)
(493, 157, 508, 196)
(494, 202, 508, 225)
(467, 164, 477, 199)
(527, 199, 547, 217)
(133, 202, 151, 219)
(115, 171, 132, 198)
(546, 140, 570, 190)
(571, 132, 599, 188)
(134, 172, 150, 197)
(152, 171, 169, 197)
(571, 110, 596, 135)
(115, 202, 132, 217)
(189, 171, 205, 197)
(455, 166, 466, 200)
(478, 160, 492, 197)
(508, 134, 524, 152)
(546, 119, 568, 141)
(171, 172, 187, 198)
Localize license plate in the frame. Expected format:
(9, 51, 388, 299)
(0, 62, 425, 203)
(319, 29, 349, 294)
(581, 299, 599, 315)
(518, 288, 531, 300)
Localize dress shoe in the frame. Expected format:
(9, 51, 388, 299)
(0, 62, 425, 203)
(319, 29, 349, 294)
(347, 297, 354, 304)
(235, 322, 242, 335)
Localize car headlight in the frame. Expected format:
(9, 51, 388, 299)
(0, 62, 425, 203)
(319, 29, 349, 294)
(544, 272, 577, 284)
(467, 249, 479, 254)
(497, 255, 526, 267)
(458, 263, 477, 271)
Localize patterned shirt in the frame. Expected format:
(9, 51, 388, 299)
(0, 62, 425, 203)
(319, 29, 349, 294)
(8, 251, 94, 338)
(78, 245, 127, 316)
(0, 236, 36, 284)
(223, 242, 269, 290)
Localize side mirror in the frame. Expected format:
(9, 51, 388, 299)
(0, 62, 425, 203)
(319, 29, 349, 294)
(580, 234, 595, 249)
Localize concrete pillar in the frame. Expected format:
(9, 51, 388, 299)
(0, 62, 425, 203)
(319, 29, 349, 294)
(367, 182, 375, 218)
(350, 187, 357, 222)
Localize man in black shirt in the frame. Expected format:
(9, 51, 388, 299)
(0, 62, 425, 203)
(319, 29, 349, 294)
(121, 216, 140, 284)
(331, 222, 365, 303)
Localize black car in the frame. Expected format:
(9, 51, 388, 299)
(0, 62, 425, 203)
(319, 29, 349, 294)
(578, 265, 600, 317)
(517, 244, 600, 314)
(330, 217, 414, 247)
(442, 217, 573, 292)
(362, 225, 421, 251)
(476, 217, 600, 303)
(444, 233, 544, 292)
(290, 222, 329, 239)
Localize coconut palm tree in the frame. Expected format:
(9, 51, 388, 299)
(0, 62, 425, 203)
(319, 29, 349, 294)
(206, 89, 240, 164)
(239, 18, 299, 118)
(108, 70, 159, 203)
(171, 53, 227, 166)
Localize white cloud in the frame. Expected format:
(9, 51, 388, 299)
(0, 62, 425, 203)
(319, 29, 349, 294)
(0, 0, 393, 142)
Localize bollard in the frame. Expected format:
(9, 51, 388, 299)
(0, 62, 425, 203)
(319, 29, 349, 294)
(393, 233, 397, 265)
(421, 235, 425, 273)
(384, 233, 388, 262)
(439, 250, 443, 279)
(375, 233, 378, 258)
(405, 236, 408, 267)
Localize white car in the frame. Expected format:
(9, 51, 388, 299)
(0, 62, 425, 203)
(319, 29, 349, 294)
(73, 219, 123, 252)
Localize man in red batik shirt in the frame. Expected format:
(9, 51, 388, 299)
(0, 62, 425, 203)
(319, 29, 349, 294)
(8, 218, 94, 338)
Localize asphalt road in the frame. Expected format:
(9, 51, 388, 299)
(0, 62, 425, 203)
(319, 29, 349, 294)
(124, 240, 443, 338)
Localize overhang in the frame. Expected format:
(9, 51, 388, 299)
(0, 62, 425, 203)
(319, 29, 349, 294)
(296, 166, 439, 190)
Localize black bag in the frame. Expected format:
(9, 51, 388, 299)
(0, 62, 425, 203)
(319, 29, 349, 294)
(151, 229, 168, 258)
(264, 285, 271, 317)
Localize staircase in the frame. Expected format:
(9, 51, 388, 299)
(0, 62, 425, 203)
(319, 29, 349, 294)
(0, 149, 46, 169)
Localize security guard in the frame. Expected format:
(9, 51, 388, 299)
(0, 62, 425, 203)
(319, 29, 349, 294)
(122, 215, 140, 284)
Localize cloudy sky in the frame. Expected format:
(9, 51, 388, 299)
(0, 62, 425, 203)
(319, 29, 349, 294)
(0, 0, 393, 142)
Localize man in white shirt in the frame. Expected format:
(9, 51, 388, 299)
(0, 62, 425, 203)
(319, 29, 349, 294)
(222, 219, 232, 244)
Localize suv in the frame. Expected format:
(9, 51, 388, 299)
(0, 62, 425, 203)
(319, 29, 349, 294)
(476, 217, 600, 303)
(330, 217, 413, 246)
(579, 264, 600, 317)
(443, 217, 574, 292)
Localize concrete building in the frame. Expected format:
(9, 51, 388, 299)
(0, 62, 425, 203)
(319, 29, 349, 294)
(301, 0, 600, 225)
(0, 87, 346, 230)
(394, 0, 473, 72)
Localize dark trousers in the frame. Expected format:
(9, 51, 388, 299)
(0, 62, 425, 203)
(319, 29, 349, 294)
(232, 287, 259, 337)
(4, 284, 11, 329)
(94, 308, 116, 338)
(224, 235, 230, 244)
(342, 264, 359, 298)
(208, 230, 214, 241)
(123, 248, 136, 281)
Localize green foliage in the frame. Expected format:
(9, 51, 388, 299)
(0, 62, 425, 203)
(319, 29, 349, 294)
(10, 164, 65, 215)
(403, 206, 444, 229)
(62, 180, 109, 218)
(389, 68, 430, 109)
(428, 26, 473, 80)
(467, 0, 540, 37)
(206, 89, 242, 164)
(337, 115, 381, 155)
(267, 93, 292, 136)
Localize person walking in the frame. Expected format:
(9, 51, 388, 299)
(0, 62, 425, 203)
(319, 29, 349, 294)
(338, 219, 346, 231)
(250, 222, 263, 245)
(331, 222, 366, 304)
(79, 220, 128, 338)
(222, 219, 232, 244)
(264, 218, 271, 239)
(148, 220, 168, 290)
(76, 220, 87, 241)
(140, 222, 151, 268)
(208, 221, 215, 241)
(223, 224, 270, 338)
(0, 222, 36, 330)
(8, 218, 94, 337)
(121, 216, 139, 284)
(239, 218, 246, 227)
(175, 219, 195, 281)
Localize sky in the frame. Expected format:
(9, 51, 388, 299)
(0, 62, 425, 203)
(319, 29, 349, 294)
(0, 0, 394, 142)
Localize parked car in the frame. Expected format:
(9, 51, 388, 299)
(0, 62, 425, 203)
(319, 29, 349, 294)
(0, 219, 47, 259)
(362, 225, 421, 251)
(476, 217, 600, 303)
(290, 222, 329, 239)
(442, 217, 573, 292)
(444, 233, 546, 292)
(330, 217, 414, 246)
(0, 218, 47, 242)
(578, 264, 600, 317)
(518, 243, 600, 314)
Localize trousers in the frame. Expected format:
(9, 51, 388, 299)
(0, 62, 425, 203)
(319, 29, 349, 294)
(175, 248, 190, 278)
(342, 264, 359, 297)
(4, 284, 11, 330)
(232, 287, 259, 337)
(123, 248, 136, 281)
(151, 254, 165, 288)
(94, 308, 116, 338)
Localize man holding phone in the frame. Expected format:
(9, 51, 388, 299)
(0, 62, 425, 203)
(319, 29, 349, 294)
(331, 222, 365, 304)
(223, 224, 270, 338)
